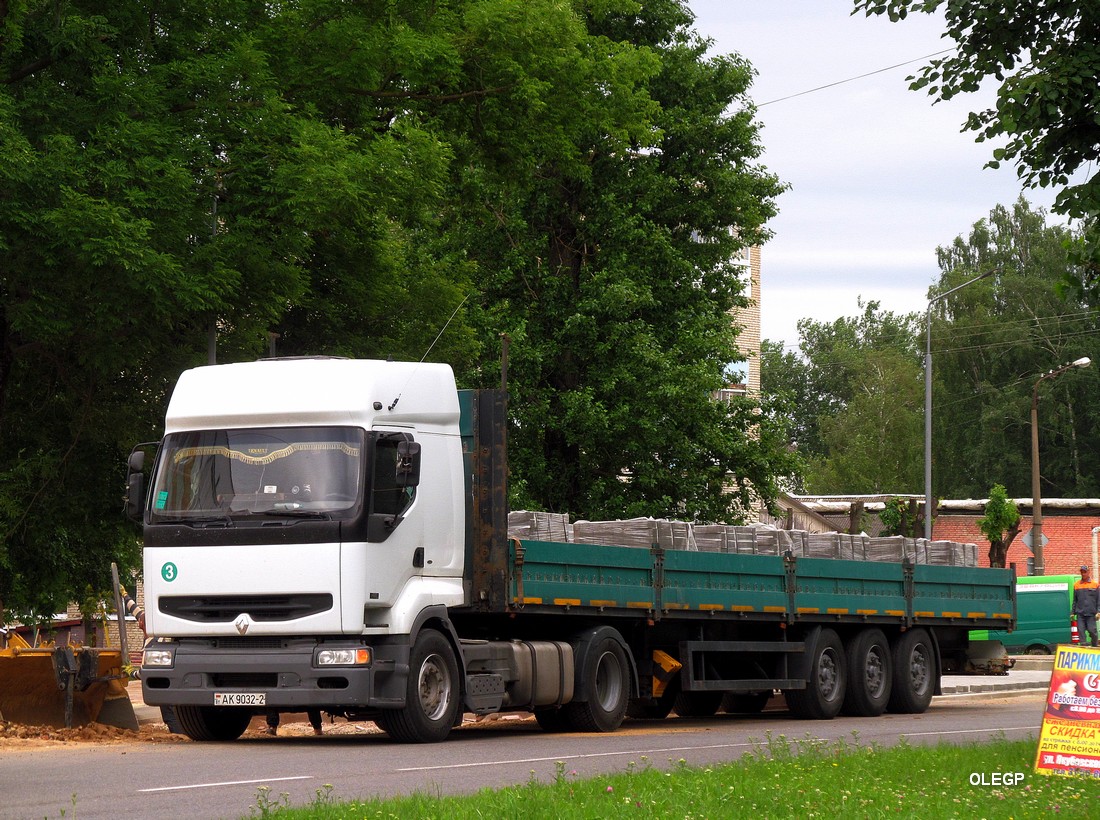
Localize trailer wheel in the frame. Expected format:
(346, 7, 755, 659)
(888, 628, 935, 714)
(376, 629, 460, 742)
(841, 629, 892, 717)
(174, 705, 251, 741)
(673, 690, 724, 718)
(786, 628, 846, 720)
(563, 636, 630, 732)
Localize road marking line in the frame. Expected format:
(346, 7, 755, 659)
(139, 775, 313, 793)
(900, 725, 1037, 739)
(397, 743, 757, 772)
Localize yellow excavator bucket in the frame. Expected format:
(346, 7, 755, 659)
(0, 633, 137, 730)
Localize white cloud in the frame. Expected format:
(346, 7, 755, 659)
(760, 282, 928, 353)
(686, 1, 1066, 350)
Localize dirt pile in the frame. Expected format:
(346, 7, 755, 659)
(0, 719, 183, 747)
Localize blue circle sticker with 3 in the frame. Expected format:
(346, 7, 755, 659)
(161, 562, 178, 582)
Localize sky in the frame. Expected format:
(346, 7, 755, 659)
(687, 1, 1064, 352)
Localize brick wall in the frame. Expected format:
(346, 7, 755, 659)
(933, 513, 1099, 576)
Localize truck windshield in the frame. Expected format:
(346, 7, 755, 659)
(149, 427, 363, 520)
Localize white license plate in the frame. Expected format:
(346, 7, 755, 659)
(214, 692, 266, 707)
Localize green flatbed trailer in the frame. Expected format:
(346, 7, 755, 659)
(450, 388, 1017, 724)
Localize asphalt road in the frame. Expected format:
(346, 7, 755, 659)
(1, 691, 1047, 820)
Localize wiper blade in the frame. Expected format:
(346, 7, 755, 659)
(260, 509, 331, 520)
(153, 515, 233, 526)
(190, 515, 234, 528)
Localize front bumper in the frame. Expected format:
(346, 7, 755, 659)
(141, 636, 411, 712)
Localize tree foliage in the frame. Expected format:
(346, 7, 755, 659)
(879, 497, 923, 538)
(439, 1, 795, 522)
(977, 483, 1020, 568)
(0, 1, 792, 615)
(763, 301, 922, 495)
(854, 1, 1100, 300)
(928, 198, 1100, 499)
(762, 198, 1100, 505)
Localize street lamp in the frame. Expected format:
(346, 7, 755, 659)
(1030, 356, 1091, 576)
(924, 268, 998, 539)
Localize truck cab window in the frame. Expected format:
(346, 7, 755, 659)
(370, 434, 416, 519)
(150, 426, 363, 521)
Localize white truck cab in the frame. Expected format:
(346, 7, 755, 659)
(131, 358, 484, 741)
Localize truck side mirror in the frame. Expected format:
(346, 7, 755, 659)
(124, 448, 148, 522)
(128, 450, 145, 472)
(396, 441, 421, 487)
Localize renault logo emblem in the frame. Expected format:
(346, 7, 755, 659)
(235, 616, 250, 635)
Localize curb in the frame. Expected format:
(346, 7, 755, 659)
(939, 680, 1048, 695)
(939, 665, 1052, 696)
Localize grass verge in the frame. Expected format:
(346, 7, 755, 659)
(249, 733, 1098, 819)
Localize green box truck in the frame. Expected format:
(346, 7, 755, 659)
(970, 575, 1077, 654)
(126, 358, 1016, 742)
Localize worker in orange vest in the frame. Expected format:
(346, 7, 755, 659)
(1073, 565, 1099, 647)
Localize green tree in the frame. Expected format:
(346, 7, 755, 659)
(0, 0, 481, 615)
(765, 336, 827, 473)
(854, 1, 1100, 301)
(879, 496, 923, 538)
(445, 0, 795, 521)
(763, 301, 921, 494)
(0, 1, 303, 615)
(0, 0, 799, 615)
(927, 199, 1100, 499)
(804, 346, 923, 494)
(977, 484, 1020, 568)
(759, 339, 813, 493)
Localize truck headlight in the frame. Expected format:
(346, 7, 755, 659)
(315, 648, 372, 667)
(143, 647, 175, 668)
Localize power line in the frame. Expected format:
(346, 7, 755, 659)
(940, 325, 1100, 357)
(757, 48, 955, 108)
(933, 310, 1097, 345)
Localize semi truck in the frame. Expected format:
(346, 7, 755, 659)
(125, 357, 1015, 742)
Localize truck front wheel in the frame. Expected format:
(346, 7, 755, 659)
(377, 629, 460, 742)
(786, 628, 846, 720)
(887, 628, 935, 714)
(563, 636, 630, 732)
(174, 705, 251, 741)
